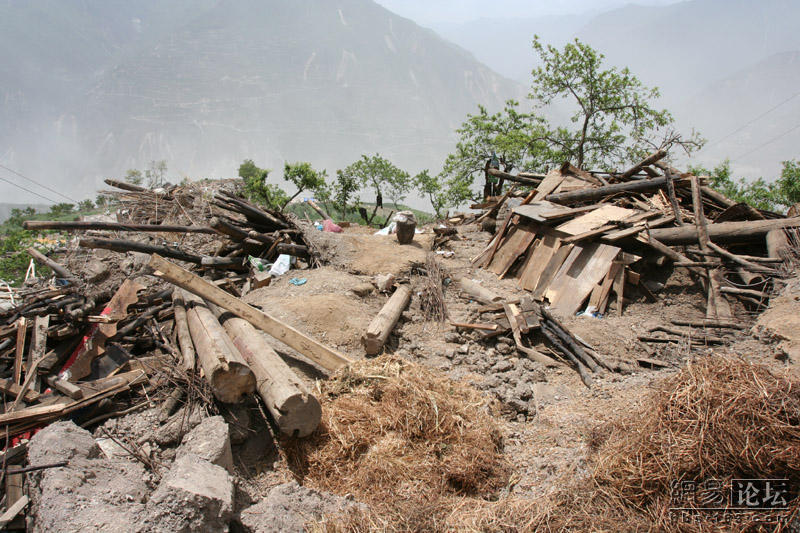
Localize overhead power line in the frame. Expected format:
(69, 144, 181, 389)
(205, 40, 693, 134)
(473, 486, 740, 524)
(732, 123, 800, 162)
(0, 175, 58, 205)
(0, 163, 79, 203)
(702, 90, 800, 151)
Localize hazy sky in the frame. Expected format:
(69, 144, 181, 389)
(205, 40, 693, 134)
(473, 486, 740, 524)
(374, 0, 679, 25)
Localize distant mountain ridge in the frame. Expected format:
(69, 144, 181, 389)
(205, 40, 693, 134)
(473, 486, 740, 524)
(0, 0, 522, 204)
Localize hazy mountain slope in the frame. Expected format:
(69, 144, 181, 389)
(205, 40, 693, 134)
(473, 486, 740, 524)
(575, 0, 800, 107)
(433, 14, 591, 83)
(1, 0, 522, 203)
(682, 51, 800, 179)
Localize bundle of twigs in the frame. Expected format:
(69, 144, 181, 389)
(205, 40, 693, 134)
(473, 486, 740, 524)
(420, 253, 448, 322)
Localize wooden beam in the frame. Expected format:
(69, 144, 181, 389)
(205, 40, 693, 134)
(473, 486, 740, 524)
(647, 218, 800, 245)
(362, 286, 412, 355)
(147, 255, 351, 372)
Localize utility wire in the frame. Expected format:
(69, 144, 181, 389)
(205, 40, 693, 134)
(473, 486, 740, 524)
(0, 163, 79, 203)
(732, 123, 800, 162)
(702, 90, 800, 151)
(0, 175, 58, 205)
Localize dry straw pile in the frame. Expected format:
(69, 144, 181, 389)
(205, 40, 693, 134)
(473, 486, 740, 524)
(283, 356, 511, 531)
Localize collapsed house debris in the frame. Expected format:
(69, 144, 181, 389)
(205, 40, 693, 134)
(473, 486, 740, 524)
(471, 151, 797, 326)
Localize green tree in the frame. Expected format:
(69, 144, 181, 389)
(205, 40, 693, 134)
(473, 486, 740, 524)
(78, 199, 94, 212)
(338, 154, 409, 223)
(439, 100, 558, 207)
(282, 162, 328, 210)
(774, 159, 800, 208)
(49, 203, 74, 217)
(414, 170, 447, 218)
(333, 168, 360, 216)
(146, 160, 168, 188)
(238, 159, 289, 210)
(530, 36, 702, 169)
(124, 169, 143, 186)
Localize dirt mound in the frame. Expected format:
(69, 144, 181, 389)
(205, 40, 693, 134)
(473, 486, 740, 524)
(281, 294, 371, 349)
(282, 356, 511, 531)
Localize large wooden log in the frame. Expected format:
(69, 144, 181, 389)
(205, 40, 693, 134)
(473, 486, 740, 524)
(766, 228, 790, 259)
(211, 304, 321, 437)
(26, 248, 75, 280)
(23, 220, 215, 234)
(148, 255, 351, 371)
(362, 286, 412, 355)
(647, 218, 800, 245)
(80, 237, 203, 264)
(691, 176, 731, 320)
(103, 178, 149, 193)
(173, 290, 196, 371)
(182, 291, 255, 403)
(546, 176, 672, 205)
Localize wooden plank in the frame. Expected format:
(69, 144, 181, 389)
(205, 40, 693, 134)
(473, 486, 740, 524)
(0, 378, 40, 403)
(27, 314, 49, 392)
(556, 205, 637, 236)
(542, 245, 585, 305)
(531, 169, 566, 201)
(488, 225, 537, 278)
(594, 262, 622, 314)
(13, 318, 26, 384)
(0, 495, 28, 528)
(503, 303, 556, 367)
(148, 255, 352, 371)
(532, 244, 574, 301)
(548, 244, 621, 316)
(612, 264, 626, 316)
(450, 322, 498, 331)
(518, 235, 561, 291)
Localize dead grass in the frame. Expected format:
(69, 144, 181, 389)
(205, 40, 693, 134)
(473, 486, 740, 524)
(282, 355, 511, 531)
(297, 355, 800, 531)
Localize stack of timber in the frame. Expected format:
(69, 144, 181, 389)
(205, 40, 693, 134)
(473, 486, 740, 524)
(473, 153, 797, 320)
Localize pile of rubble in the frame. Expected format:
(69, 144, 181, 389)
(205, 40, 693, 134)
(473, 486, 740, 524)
(0, 181, 356, 529)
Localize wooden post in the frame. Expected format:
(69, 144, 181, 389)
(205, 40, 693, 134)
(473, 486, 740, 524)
(212, 304, 322, 437)
(182, 291, 256, 404)
(691, 176, 731, 319)
(173, 290, 196, 371)
(362, 286, 412, 355)
(148, 255, 351, 372)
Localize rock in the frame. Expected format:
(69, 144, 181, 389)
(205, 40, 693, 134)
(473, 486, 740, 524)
(515, 382, 534, 401)
(496, 342, 514, 355)
(458, 343, 470, 355)
(151, 406, 205, 446)
(176, 416, 234, 473)
(445, 349, 456, 360)
(27, 422, 148, 533)
(28, 421, 102, 465)
(350, 282, 375, 297)
(239, 481, 363, 533)
(373, 273, 396, 292)
(491, 360, 514, 373)
(444, 331, 462, 343)
(145, 454, 234, 532)
(84, 258, 110, 283)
